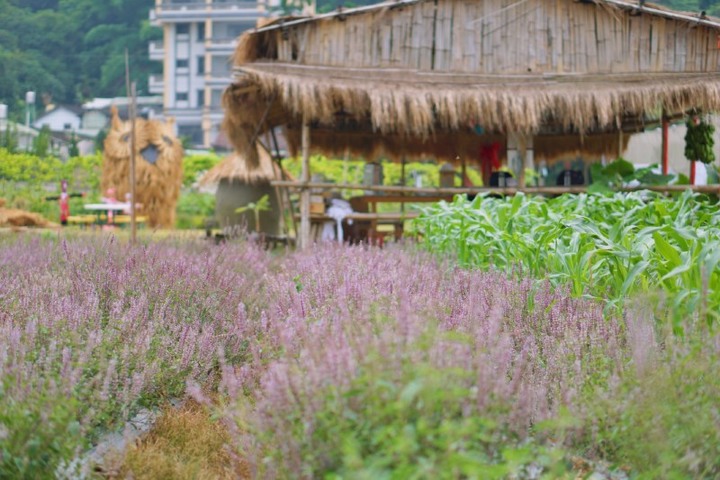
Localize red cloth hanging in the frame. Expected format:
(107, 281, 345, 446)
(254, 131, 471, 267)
(479, 142, 501, 185)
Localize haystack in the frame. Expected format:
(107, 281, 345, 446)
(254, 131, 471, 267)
(201, 144, 284, 235)
(0, 199, 52, 228)
(102, 107, 183, 228)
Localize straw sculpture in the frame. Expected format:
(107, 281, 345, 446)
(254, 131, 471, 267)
(102, 107, 183, 228)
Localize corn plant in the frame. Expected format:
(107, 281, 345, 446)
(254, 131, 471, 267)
(416, 190, 720, 328)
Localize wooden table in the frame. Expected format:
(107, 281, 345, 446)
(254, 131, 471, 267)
(353, 195, 452, 240)
(83, 203, 131, 225)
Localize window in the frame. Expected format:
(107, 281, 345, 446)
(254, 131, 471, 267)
(63, 123, 72, 130)
(197, 90, 205, 108)
(176, 92, 188, 101)
(197, 22, 205, 41)
(176, 23, 190, 35)
(197, 56, 205, 74)
(176, 59, 189, 68)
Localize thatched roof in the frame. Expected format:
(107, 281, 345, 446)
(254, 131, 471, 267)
(223, 0, 720, 166)
(201, 144, 285, 185)
(233, 65, 720, 135)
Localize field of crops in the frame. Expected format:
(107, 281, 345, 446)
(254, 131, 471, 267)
(1, 235, 719, 478)
(417, 191, 720, 329)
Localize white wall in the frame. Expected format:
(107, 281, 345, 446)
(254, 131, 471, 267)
(34, 108, 81, 132)
(624, 117, 720, 184)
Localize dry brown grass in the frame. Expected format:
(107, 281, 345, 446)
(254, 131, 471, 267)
(110, 401, 249, 480)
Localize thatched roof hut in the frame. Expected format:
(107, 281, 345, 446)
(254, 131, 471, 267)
(201, 143, 282, 186)
(201, 145, 287, 235)
(223, 0, 720, 167)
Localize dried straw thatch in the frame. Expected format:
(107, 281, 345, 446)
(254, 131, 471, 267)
(0, 201, 52, 228)
(223, 0, 720, 164)
(230, 65, 720, 140)
(201, 143, 283, 185)
(102, 107, 184, 228)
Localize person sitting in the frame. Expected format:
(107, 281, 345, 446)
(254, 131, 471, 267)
(555, 163, 585, 186)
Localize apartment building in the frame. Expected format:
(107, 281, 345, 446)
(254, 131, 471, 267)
(149, 0, 268, 148)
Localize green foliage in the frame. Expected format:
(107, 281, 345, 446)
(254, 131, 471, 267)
(282, 155, 483, 190)
(577, 334, 720, 478)
(31, 125, 51, 158)
(0, 123, 19, 153)
(236, 194, 270, 232)
(0, 0, 160, 112)
(0, 387, 84, 479)
(588, 158, 673, 193)
(68, 132, 80, 158)
(0, 149, 102, 220)
(182, 153, 221, 187)
(417, 191, 720, 327)
(254, 344, 569, 479)
(684, 118, 716, 164)
(176, 191, 215, 229)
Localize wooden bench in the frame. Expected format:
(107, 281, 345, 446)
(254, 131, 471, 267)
(296, 212, 420, 245)
(113, 215, 148, 227)
(67, 215, 97, 227)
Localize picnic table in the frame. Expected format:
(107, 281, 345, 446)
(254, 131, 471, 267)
(83, 203, 135, 226)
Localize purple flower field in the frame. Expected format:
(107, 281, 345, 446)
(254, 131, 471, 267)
(1, 236, 718, 478)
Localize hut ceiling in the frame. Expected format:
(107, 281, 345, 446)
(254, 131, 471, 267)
(281, 126, 627, 163)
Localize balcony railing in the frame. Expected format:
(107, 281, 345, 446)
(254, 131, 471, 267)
(148, 41, 165, 60)
(157, 1, 259, 11)
(148, 75, 164, 95)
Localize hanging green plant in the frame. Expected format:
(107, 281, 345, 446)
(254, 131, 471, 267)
(684, 117, 716, 164)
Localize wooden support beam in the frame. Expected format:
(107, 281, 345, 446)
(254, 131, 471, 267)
(299, 119, 311, 249)
(661, 114, 669, 175)
(270, 180, 720, 195)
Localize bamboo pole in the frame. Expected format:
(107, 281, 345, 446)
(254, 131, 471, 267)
(130, 83, 137, 244)
(300, 119, 311, 249)
(124, 50, 137, 245)
(661, 112, 669, 175)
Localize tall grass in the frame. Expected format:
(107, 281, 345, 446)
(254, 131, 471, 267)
(416, 191, 720, 328)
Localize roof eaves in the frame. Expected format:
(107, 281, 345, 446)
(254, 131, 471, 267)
(248, 0, 720, 34)
(251, 0, 422, 33)
(604, 0, 720, 29)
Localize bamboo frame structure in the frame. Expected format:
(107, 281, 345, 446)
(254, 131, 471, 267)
(220, 0, 720, 245)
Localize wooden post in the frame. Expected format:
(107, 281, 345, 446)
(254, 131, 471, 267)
(129, 83, 137, 245)
(124, 50, 137, 245)
(690, 160, 697, 185)
(299, 119, 311, 249)
(661, 113, 669, 175)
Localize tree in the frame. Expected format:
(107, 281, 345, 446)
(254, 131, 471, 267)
(32, 125, 51, 158)
(68, 132, 80, 158)
(1, 123, 19, 153)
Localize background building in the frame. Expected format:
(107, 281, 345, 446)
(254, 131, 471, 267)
(149, 0, 271, 149)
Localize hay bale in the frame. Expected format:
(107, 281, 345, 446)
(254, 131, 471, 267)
(0, 207, 51, 227)
(101, 107, 184, 228)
